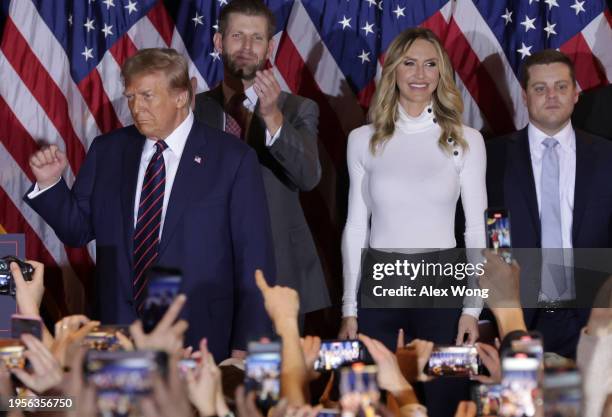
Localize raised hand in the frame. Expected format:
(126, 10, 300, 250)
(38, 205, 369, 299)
(130, 294, 188, 355)
(338, 317, 358, 339)
(253, 69, 283, 135)
(11, 260, 44, 317)
(11, 334, 63, 394)
(254, 269, 299, 334)
(29, 145, 68, 189)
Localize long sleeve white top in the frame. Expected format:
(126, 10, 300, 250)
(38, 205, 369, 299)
(341, 104, 487, 317)
(576, 327, 612, 417)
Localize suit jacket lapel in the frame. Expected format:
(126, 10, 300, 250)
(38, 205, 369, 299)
(572, 131, 595, 243)
(510, 129, 541, 243)
(158, 124, 208, 257)
(202, 85, 225, 131)
(247, 101, 266, 151)
(120, 131, 146, 269)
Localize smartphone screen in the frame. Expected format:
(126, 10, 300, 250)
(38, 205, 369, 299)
(500, 354, 540, 417)
(543, 367, 581, 417)
(485, 208, 512, 263)
(84, 350, 168, 395)
(0, 339, 26, 370)
(83, 325, 130, 351)
(317, 410, 340, 417)
(11, 314, 42, 340)
(85, 350, 168, 415)
(425, 345, 480, 377)
(472, 384, 503, 416)
(177, 358, 199, 378)
(314, 340, 364, 371)
(339, 364, 380, 415)
(245, 341, 281, 407)
(141, 267, 182, 333)
(510, 333, 544, 362)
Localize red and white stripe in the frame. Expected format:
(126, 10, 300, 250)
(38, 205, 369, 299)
(8, 0, 101, 148)
(447, 0, 526, 133)
(582, 10, 612, 84)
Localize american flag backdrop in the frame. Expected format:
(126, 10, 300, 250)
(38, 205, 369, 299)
(0, 0, 611, 317)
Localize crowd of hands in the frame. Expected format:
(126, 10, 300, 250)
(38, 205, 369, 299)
(2, 249, 611, 417)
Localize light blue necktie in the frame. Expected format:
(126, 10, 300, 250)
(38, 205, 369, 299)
(540, 138, 567, 298)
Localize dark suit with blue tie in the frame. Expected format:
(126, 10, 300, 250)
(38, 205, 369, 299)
(486, 127, 612, 357)
(24, 120, 276, 361)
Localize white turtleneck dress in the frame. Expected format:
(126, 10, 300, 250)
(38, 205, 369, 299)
(341, 105, 487, 318)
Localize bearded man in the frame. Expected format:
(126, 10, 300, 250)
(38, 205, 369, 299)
(194, 0, 330, 320)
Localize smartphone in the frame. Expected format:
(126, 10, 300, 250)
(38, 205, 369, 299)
(11, 314, 42, 340)
(85, 350, 168, 414)
(485, 208, 512, 263)
(0, 339, 26, 370)
(317, 409, 341, 417)
(510, 333, 544, 363)
(425, 345, 482, 377)
(314, 339, 365, 371)
(177, 358, 199, 377)
(141, 267, 182, 333)
(500, 353, 541, 417)
(543, 367, 581, 417)
(84, 350, 168, 395)
(339, 364, 380, 414)
(83, 325, 130, 351)
(472, 384, 503, 416)
(245, 341, 281, 408)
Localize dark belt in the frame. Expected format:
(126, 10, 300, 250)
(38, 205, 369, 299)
(537, 299, 576, 312)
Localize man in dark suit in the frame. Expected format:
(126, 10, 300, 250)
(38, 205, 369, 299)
(193, 0, 330, 316)
(572, 84, 612, 140)
(486, 50, 612, 358)
(24, 48, 275, 362)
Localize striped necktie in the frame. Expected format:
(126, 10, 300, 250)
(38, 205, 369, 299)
(133, 140, 168, 312)
(225, 93, 247, 139)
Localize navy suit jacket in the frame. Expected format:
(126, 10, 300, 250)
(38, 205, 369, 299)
(486, 127, 612, 328)
(24, 120, 276, 361)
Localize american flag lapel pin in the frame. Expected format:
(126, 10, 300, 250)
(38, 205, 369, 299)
(194, 155, 202, 164)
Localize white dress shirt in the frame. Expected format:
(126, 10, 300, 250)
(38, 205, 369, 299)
(528, 121, 576, 249)
(528, 121, 576, 300)
(132, 111, 193, 237)
(222, 85, 282, 146)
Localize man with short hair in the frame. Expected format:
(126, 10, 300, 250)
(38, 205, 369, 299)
(194, 0, 330, 317)
(24, 48, 275, 361)
(486, 49, 612, 358)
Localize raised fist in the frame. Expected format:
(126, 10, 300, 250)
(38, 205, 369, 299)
(29, 145, 67, 189)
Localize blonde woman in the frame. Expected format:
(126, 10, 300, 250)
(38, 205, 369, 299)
(339, 28, 487, 350)
(339, 28, 487, 416)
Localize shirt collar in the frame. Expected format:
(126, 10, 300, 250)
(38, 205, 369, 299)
(144, 111, 194, 158)
(528, 120, 576, 154)
(396, 102, 436, 133)
(243, 85, 258, 109)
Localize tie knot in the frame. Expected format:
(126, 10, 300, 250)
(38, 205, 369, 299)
(154, 140, 168, 154)
(228, 92, 247, 112)
(543, 137, 559, 148)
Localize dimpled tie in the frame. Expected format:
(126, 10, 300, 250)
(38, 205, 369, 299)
(540, 137, 567, 298)
(133, 140, 168, 312)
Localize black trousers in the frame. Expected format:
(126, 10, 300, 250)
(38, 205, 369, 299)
(359, 308, 470, 417)
(532, 308, 588, 359)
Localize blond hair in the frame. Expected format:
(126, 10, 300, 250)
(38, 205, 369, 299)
(122, 48, 193, 107)
(368, 28, 466, 155)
